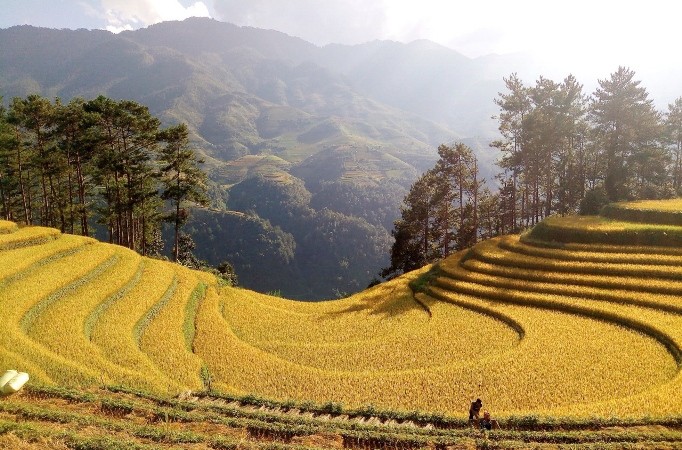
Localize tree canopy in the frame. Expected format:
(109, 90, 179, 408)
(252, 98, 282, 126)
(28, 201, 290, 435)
(0, 94, 207, 260)
(384, 67, 682, 280)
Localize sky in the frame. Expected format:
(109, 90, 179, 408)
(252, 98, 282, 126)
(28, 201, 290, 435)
(2, 0, 681, 105)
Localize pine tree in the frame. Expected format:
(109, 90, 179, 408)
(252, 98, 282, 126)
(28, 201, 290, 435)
(176, 231, 203, 269)
(86, 96, 161, 250)
(433, 143, 481, 252)
(157, 123, 208, 262)
(0, 102, 21, 221)
(54, 97, 96, 236)
(381, 169, 438, 279)
(1, 93, 208, 261)
(665, 97, 682, 194)
(383, 143, 487, 279)
(589, 67, 664, 200)
(492, 74, 531, 230)
(7, 95, 61, 227)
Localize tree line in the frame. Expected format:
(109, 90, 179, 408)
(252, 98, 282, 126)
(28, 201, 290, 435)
(383, 67, 682, 278)
(494, 66, 682, 228)
(381, 143, 496, 278)
(0, 94, 207, 261)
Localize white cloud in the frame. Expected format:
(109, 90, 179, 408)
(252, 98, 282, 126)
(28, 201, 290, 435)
(89, 0, 681, 103)
(212, 0, 387, 45)
(101, 0, 211, 33)
(106, 23, 133, 33)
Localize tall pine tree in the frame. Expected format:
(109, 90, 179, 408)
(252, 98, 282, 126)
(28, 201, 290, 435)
(589, 67, 664, 200)
(665, 97, 682, 195)
(158, 123, 208, 262)
(383, 143, 486, 279)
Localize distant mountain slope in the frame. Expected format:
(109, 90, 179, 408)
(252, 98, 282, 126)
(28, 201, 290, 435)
(0, 19, 466, 173)
(0, 18, 511, 168)
(317, 39, 495, 134)
(0, 18, 514, 298)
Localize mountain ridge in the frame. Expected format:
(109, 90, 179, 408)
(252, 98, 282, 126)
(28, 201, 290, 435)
(0, 17, 509, 298)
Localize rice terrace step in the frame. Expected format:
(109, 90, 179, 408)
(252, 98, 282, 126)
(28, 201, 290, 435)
(3, 200, 682, 448)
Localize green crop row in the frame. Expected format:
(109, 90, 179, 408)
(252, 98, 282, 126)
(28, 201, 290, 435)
(528, 215, 682, 247)
(138, 266, 205, 389)
(8, 395, 682, 450)
(84, 260, 145, 340)
(132, 276, 178, 348)
(500, 235, 682, 265)
(0, 405, 304, 450)
(602, 201, 682, 226)
(0, 396, 336, 449)
(0, 234, 94, 284)
(183, 282, 207, 352)
(454, 258, 682, 315)
(23, 247, 164, 391)
(23, 384, 682, 448)
(19, 254, 119, 332)
(0, 244, 121, 386)
(103, 385, 472, 440)
(91, 259, 180, 391)
(0, 420, 160, 450)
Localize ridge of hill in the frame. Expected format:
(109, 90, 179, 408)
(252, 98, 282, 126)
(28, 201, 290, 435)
(4, 199, 682, 447)
(0, 18, 474, 175)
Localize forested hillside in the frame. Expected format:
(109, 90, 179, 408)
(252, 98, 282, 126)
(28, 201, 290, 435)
(0, 18, 510, 298)
(2, 19, 681, 298)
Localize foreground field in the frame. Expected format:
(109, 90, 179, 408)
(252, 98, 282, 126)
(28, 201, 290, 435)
(5, 384, 682, 450)
(3, 199, 682, 447)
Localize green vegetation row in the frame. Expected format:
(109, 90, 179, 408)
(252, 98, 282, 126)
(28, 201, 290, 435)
(6, 384, 682, 450)
(601, 199, 682, 226)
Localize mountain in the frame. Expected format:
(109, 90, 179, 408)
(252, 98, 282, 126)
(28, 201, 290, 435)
(0, 18, 517, 299)
(316, 39, 499, 137)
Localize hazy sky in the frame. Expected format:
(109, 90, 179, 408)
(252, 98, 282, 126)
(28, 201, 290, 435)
(2, 0, 681, 103)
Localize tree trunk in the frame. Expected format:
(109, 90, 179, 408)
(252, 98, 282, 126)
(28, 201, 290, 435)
(40, 171, 50, 226)
(66, 146, 75, 234)
(174, 199, 180, 262)
(16, 140, 31, 225)
(75, 152, 88, 236)
(472, 158, 478, 241)
(49, 173, 66, 233)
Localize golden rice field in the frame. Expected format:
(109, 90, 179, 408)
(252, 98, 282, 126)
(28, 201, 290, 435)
(3, 200, 682, 430)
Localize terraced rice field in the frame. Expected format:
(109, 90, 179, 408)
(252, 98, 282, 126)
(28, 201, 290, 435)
(4, 200, 682, 448)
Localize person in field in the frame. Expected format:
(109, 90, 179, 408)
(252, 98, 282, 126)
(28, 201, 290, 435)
(468, 398, 482, 423)
(479, 410, 500, 430)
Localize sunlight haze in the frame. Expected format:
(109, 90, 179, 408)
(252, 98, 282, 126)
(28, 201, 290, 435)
(1, 0, 681, 104)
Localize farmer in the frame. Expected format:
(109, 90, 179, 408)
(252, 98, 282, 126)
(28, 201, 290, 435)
(479, 410, 500, 430)
(468, 398, 482, 423)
